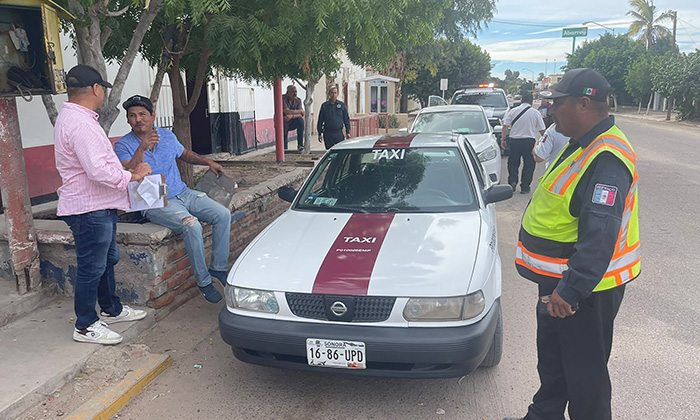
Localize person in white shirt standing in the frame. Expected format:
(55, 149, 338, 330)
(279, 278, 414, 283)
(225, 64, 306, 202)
(534, 123, 570, 169)
(501, 93, 546, 193)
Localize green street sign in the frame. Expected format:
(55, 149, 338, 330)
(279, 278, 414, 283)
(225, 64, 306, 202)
(562, 27, 588, 37)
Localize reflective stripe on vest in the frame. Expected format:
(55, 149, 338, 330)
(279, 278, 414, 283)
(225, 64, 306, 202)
(517, 125, 640, 291)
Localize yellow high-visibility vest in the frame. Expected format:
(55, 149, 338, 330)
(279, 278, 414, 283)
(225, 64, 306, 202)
(516, 125, 640, 291)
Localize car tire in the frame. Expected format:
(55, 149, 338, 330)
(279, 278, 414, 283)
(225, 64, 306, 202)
(480, 306, 502, 368)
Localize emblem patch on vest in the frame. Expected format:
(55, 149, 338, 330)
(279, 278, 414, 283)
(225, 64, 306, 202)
(592, 184, 617, 206)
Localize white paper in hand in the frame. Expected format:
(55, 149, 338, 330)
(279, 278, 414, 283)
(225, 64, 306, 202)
(136, 176, 160, 206)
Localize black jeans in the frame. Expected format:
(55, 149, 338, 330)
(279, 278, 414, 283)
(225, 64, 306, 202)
(62, 209, 123, 330)
(507, 137, 536, 189)
(525, 285, 626, 420)
(284, 117, 305, 150)
(323, 131, 344, 149)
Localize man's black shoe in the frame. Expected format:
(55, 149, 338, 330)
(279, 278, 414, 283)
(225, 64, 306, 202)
(509, 183, 517, 191)
(520, 186, 531, 194)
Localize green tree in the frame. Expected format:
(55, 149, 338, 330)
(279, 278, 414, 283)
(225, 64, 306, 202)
(651, 52, 700, 120)
(567, 33, 645, 110)
(42, 0, 165, 132)
(626, 0, 674, 50)
(625, 54, 654, 113)
(402, 39, 491, 106)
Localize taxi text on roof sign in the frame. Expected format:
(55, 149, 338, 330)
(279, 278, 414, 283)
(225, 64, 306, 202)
(562, 27, 588, 38)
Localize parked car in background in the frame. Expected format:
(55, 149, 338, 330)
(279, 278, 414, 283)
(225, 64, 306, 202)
(409, 105, 502, 184)
(219, 133, 513, 378)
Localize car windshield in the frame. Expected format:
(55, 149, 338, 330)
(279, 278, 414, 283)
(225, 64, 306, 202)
(295, 147, 478, 213)
(411, 111, 490, 135)
(453, 91, 508, 108)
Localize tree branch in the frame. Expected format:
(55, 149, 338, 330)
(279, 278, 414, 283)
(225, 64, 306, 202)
(183, 46, 213, 116)
(103, 0, 165, 131)
(41, 94, 58, 126)
(102, 5, 130, 17)
(100, 26, 112, 50)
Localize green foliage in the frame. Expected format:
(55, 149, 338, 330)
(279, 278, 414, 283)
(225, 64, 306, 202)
(436, 0, 496, 41)
(378, 114, 400, 129)
(567, 33, 645, 97)
(402, 38, 491, 106)
(625, 53, 653, 101)
(652, 52, 700, 120)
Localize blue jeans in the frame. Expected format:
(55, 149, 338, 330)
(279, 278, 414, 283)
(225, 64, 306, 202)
(146, 189, 231, 287)
(63, 209, 123, 330)
(284, 117, 305, 150)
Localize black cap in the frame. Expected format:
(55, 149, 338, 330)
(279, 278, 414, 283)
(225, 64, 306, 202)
(65, 65, 113, 88)
(122, 95, 154, 114)
(540, 68, 610, 102)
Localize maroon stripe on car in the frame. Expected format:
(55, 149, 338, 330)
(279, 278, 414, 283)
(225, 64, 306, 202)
(312, 214, 395, 295)
(373, 133, 417, 148)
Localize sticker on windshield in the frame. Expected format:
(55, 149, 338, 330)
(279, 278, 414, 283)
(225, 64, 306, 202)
(372, 149, 406, 160)
(314, 197, 338, 206)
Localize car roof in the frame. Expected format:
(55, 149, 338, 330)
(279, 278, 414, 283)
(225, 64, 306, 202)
(417, 104, 484, 114)
(331, 133, 459, 150)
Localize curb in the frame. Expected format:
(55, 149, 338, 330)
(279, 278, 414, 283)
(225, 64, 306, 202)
(64, 353, 172, 420)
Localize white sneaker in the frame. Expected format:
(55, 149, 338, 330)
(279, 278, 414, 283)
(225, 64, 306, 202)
(100, 305, 147, 324)
(73, 320, 123, 345)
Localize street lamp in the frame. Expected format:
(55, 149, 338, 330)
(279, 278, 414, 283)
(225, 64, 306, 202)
(582, 21, 615, 34)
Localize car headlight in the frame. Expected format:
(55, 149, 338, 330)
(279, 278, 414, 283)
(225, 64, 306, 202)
(403, 291, 485, 321)
(225, 286, 279, 313)
(478, 145, 499, 162)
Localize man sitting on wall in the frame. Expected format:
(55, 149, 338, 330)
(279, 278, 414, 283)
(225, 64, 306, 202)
(283, 85, 305, 151)
(114, 95, 232, 303)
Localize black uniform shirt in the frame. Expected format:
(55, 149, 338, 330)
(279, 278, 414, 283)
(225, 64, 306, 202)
(530, 116, 633, 304)
(317, 100, 350, 135)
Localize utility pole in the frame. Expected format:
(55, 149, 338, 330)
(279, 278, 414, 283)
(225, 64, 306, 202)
(667, 10, 677, 121)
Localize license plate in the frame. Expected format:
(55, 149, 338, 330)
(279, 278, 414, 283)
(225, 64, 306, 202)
(306, 338, 366, 369)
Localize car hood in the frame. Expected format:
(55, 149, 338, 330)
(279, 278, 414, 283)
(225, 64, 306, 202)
(483, 107, 508, 119)
(230, 210, 483, 297)
(462, 133, 496, 153)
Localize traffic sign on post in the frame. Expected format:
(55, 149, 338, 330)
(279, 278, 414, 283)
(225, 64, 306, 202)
(440, 78, 448, 99)
(562, 27, 588, 56)
(562, 27, 588, 37)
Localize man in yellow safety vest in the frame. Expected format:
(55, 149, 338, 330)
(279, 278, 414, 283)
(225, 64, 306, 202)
(504, 68, 640, 420)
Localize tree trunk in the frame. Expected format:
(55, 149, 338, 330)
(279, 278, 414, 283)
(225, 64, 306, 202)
(150, 52, 171, 111)
(41, 94, 58, 126)
(383, 48, 406, 114)
(612, 94, 618, 112)
(646, 92, 653, 115)
(166, 23, 212, 187)
(638, 101, 642, 114)
(54, 0, 164, 135)
(302, 78, 318, 155)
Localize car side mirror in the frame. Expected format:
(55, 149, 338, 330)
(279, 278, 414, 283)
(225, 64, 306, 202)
(398, 127, 408, 133)
(484, 185, 513, 204)
(494, 125, 503, 134)
(278, 186, 298, 203)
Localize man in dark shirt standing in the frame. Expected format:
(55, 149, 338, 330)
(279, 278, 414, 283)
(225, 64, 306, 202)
(504, 68, 640, 420)
(283, 85, 305, 151)
(317, 86, 351, 149)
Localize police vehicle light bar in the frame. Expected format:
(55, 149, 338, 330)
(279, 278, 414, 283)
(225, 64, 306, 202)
(478, 83, 498, 88)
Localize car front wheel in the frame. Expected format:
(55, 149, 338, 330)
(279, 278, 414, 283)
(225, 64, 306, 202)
(479, 305, 502, 368)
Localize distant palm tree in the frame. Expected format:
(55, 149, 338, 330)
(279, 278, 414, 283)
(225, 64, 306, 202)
(626, 0, 674, 49)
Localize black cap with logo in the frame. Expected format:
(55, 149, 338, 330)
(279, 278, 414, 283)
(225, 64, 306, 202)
(540, 68, 610, 102)
(122, 95, 154, 114)
(65, 65, 113, 88)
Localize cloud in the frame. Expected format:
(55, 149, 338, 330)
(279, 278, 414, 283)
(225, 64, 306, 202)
(481, 38, 574, 62)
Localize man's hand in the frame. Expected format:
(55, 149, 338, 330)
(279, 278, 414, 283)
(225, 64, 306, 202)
(501, 139, 507, 151)
(208, 160, 224, 178)
(318, 134, 323, 143)
(346, 132, 351, 139)
(138, 128, 159, 152)
(131, 162, 152, 181)
(283, 114, 293, 122)
(547, 289, 577, 318)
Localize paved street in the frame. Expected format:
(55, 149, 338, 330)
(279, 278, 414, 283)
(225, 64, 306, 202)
(115, 116, 700, 420)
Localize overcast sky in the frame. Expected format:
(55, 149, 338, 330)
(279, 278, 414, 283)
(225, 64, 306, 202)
(471, 0, 700, 79)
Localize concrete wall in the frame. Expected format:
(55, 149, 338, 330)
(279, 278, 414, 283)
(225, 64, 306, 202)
(0, 169, 308, 310)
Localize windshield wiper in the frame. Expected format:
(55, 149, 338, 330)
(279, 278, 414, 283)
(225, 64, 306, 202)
(316, 204, 369, 213)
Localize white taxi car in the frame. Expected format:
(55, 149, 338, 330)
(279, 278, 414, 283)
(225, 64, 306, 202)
(410, 105, 502, 184)
(219, 133, 513, 378)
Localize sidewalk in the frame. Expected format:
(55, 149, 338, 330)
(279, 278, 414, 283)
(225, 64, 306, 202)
(0, 298, 156, 420)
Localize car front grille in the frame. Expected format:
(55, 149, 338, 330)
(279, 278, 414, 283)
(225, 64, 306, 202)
(286, 293, 396, 322)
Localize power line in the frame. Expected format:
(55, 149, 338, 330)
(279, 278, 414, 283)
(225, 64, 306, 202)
(678, 18, 699, 31)
(491, 19, 563, 28)
(677, 21, 699, 50)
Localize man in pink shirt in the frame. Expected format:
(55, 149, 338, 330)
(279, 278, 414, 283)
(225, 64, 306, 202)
(54, 65, 152, 345)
